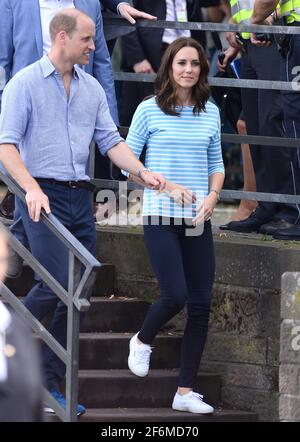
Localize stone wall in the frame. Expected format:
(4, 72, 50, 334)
(96, 225, 300, 421)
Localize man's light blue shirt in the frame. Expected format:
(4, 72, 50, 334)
(0, 55, 122, 181)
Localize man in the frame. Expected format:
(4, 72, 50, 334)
(0, 8, 165, 414)
(218, 0, 298, 235)
(0, 0, 156, 277)
(252, 0, 300, 240)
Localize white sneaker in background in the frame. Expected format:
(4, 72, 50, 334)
(172, 391, 214, 414)
(128, 332, 152, 377)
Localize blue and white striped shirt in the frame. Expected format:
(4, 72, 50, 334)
(0, 55, 122, 181)
(126, 97, 224, 218)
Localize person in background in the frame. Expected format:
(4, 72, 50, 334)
(101, 1, 157, 55)
(120, 0, 221, 126)
(231, 116, 257, 221)
(219, 0, 298, 235)
(0, 227, 43, 422)
(251, 0, 300, 240)
(124, 37, 224, 414)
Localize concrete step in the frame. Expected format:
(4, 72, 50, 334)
(48, 407, 258, 422)
(82, 298, 150, 333)
(93, 264, 115, 297)
(79, 333, 180, 369)
(77, 370, 221, 408)
(3, 262, 115, 298)
(76, 408, 258, 422)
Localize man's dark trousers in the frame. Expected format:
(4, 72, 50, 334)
(280, 33, 300, 222)
(16, 181, 96, 391)
(241, 41, 297, 222)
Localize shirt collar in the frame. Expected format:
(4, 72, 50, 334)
(40, 55, 80, 79)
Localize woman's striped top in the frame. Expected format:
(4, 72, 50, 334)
(125, 96, 225, 219)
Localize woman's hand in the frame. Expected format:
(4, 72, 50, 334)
(192, 192, 218, 226)
(165, 181, 197, 206)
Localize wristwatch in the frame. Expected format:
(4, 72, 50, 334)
(138, 167, 151, 178)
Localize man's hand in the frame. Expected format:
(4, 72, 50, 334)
(250, 16, 273, 47)
(250, 33, 272, 46)
(118, 3, 157, 24)
(218, 46, 240, 72)
(192, 192, 218, 226)
(25, 185, 51, 222)
(139, 170, 166, 191)
(133, 59, 155, 74)
(165, 182, 197, 206)
(226, 31, 241, 49)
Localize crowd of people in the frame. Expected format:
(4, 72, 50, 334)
(0, 0, 299, 421)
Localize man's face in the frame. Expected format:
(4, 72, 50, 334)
(65, 17, 95, 65)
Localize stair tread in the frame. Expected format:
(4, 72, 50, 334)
(78, 369, 220, 378)
(80, 332, 179, 339)
(76, 408, 257, 422)
(88, 297, 149, 304)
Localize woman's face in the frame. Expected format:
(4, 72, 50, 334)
(171, 46, 201, 91)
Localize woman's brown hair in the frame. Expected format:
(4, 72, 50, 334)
(155, 37, 210, 116)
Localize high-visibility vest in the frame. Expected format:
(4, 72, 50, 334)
(279, 0, 300, 23)
(230, 0, 254, 39)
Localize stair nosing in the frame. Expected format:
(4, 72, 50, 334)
(78, 369, 220, 378)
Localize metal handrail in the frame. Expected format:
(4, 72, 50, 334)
(104, 17, 300, 35)
(0, 167, 101, 421)
(114, 71, 300, 92)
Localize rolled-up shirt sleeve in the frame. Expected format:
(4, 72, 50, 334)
(0, 76, 31, 147)
(93, 86, 123, 156)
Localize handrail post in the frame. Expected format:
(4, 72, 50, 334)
(65, 252, 82, 422)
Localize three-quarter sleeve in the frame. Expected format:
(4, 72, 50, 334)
(122, 102, 149, 177)
(207, 111, 225, 176)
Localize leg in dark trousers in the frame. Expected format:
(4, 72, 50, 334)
(16, 183, 96, 391)
(280, 35, 300, 222)
(140, 220, 215, 389)
(241, 42, 297, 222)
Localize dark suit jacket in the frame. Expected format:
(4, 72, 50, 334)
(122, 0, 219, 72)
(0, 311, 43, 422)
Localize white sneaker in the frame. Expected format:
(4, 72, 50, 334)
(172, 391, 214, 414)
(128, 332, 152, 377)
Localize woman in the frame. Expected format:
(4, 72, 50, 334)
(125, 37, 224, 414)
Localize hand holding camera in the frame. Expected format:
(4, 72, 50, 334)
(250, 32, 273, 47)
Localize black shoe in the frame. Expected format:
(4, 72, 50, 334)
(273, 226, 300, 240)
(219, 211, 272, 233)
(259, 219, 295, 235)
